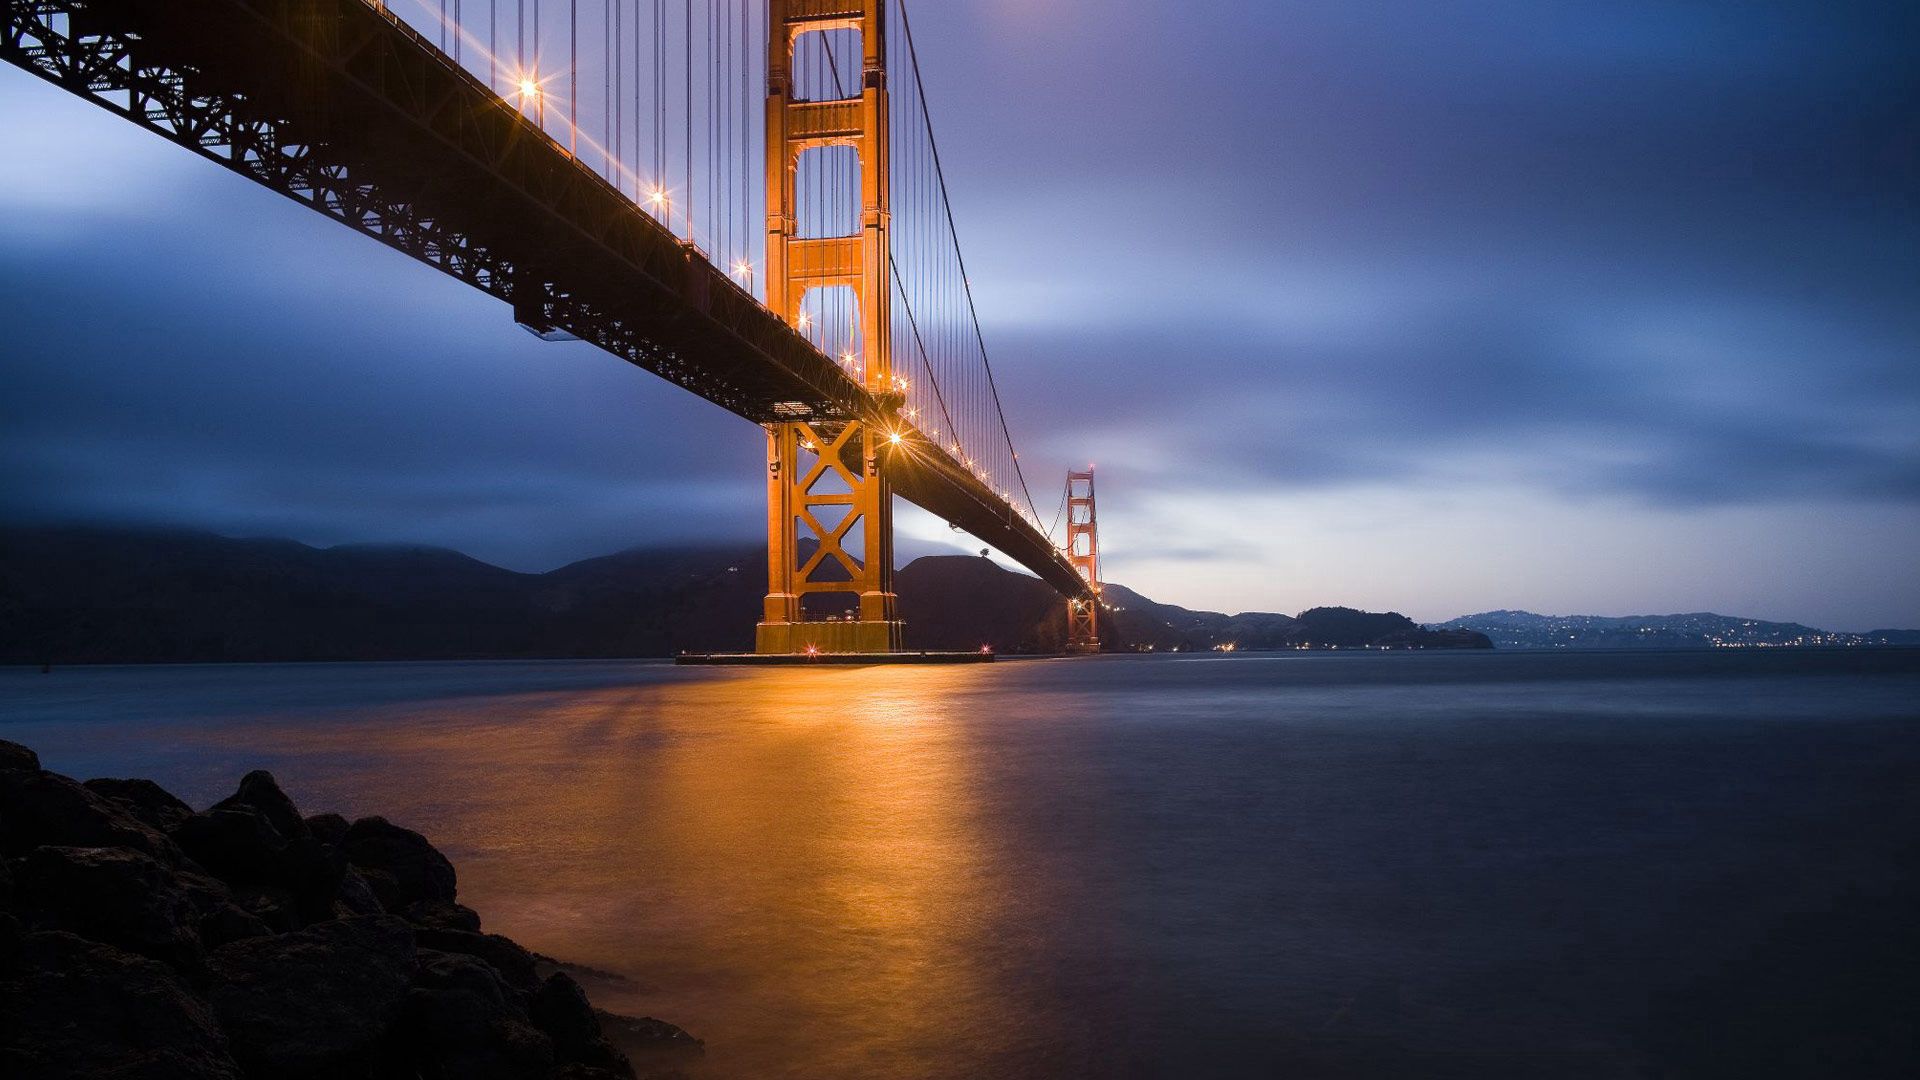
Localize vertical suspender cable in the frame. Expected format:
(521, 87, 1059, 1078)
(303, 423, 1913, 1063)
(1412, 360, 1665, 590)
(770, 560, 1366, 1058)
(683, 0, 693, 241)
(568, 1, 577, 154)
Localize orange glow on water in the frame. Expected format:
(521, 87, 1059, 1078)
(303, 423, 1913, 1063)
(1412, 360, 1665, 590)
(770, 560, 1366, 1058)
(187, 667, 1030, 1078)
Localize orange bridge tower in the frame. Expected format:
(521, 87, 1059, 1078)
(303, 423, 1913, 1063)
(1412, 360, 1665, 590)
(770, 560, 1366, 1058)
(757, 0, 901, 654)
(1065, 469, 1101, 653)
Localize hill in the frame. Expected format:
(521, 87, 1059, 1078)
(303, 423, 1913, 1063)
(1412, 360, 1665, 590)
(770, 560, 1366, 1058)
(1438, 609, 1920, 649)
(0, 525, 1486, 663)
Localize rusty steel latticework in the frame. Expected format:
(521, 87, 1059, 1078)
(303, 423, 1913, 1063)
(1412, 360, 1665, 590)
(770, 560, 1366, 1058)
(756, 0, 900, 654)
(1064, 470, 1101, 653)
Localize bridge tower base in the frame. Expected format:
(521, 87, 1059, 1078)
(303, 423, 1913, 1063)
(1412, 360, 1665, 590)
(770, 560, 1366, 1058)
(1065, 469, 1102, 654)
(756, 419, 903, 656)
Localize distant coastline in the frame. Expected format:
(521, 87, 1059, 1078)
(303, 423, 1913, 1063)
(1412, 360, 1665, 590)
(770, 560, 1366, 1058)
(1, 524, 1490, 662)
(4, 524, 1911, 664)
(1438, 610, 1920, 651)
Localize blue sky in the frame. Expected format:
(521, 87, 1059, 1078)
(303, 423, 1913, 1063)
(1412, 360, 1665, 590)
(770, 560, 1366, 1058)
(1, 1, 1916, 628)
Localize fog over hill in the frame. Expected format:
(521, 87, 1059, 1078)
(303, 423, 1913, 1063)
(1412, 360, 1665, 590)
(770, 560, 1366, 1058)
(0, 525, 1486, 662)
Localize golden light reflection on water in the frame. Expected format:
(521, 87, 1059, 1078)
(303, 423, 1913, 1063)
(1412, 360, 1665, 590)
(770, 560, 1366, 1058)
(196, 667, 1026, 1079)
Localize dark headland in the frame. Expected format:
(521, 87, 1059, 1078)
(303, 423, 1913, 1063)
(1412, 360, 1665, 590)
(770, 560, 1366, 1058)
(0, 524, 1489, 662)
(0, 738, 700, 1079)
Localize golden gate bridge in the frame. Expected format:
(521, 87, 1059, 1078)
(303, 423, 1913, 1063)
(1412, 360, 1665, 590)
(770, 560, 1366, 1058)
(3, 0, 1106, 655)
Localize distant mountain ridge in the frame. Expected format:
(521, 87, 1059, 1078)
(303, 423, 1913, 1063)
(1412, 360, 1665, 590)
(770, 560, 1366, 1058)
(0, 525, 1487, 663)
(1437, 609, 1920, 650)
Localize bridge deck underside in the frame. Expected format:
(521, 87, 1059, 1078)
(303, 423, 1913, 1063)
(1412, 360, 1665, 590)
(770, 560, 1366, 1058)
(3, 0, 1088, 599)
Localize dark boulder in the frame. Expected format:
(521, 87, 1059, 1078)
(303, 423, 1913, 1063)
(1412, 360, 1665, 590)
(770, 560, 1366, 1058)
(173, 805, 289, 889)
(212, 770, 309, 843)
(0, 931, 241, 1080)
(9, 846, 205, 971)
(402, 948, 556, 1079)
(304, 811, 350, 847)
(231, 884, 304, 934)
(197, 901, 274, 949)
(174, 803, 345, 926)
(404, 898, 483, 932)
(207, 914, 415, 1078)
(344, 815, 457, 908)
(0, 766, 182, 864)
(415, 927, 542, 993)
(595, 1011, 704, 1063)
(534, 972, 634, 1075)
(167, 866, 275, 947)
(336, 867, 386, 917)
(0, 739, 39, 772)
(0, 912, 19, 973)
(84, 777, 195, 832)
(551, 1066, 638, 1080)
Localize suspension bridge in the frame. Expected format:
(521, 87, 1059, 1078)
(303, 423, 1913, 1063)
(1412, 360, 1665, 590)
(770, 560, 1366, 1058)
(3, 0, 1107, 655)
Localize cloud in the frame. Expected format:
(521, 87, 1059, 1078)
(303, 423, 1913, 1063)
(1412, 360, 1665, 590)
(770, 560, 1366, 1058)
(1, 1, 1915, 626)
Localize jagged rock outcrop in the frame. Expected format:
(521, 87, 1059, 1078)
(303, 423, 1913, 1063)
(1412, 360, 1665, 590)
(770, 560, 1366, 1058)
(0, 738, 701, 1080)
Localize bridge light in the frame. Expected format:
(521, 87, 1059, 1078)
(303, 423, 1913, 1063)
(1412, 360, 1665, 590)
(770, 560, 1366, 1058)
(518, 79, 539, 99)
(647, 187, 668, 207)
(888, 432, 903, 446)
(796, 312, 812, 329)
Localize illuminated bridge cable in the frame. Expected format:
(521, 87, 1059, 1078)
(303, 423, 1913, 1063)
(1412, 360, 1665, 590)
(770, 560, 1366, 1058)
(893, 0, 1041, 524)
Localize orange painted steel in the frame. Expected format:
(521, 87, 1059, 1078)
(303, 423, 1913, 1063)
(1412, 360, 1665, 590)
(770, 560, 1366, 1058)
(1065, 470, 1101, 653)
(758, 0, 902, 654)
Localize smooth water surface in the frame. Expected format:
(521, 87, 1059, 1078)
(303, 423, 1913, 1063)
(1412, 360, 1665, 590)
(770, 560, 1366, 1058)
(5, 650, 1918, 1078)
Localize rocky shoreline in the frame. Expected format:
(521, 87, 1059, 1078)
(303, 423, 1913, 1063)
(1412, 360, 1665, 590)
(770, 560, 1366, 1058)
(0, 738, 701, 1079)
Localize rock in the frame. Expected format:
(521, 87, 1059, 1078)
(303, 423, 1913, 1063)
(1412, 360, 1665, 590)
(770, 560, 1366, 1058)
(165, 867, 275, 947)
(304, 812, 350, 847)
(416, 928, 542, 993)
(174, 797, 344, 927)
(595, 1011, 704, 1062)
(344, 816, 458, 909)
(173, 805, 289, 888)
(0, 912, 20, 973)
(212, 770, 309, 843)
(0, 931, 241, 1080)
(9, 846, 205, 971)
(534, 973, 634, 1075)
(283, 837, 348, 923)
(207, 914, 416, 1078)
(0, 743, 694, 1080)
(197, 901, 274, 949)
(84, 777, 195, 832)
(0, 739, 41, 772)
(404, 898, 483, 932)
(402, 948, 556, 1079)
(0, 766, 182, 864)
(336, 867, 386, 917)
(551, 1066, 638, 1080)
(231, 884, 303, 935)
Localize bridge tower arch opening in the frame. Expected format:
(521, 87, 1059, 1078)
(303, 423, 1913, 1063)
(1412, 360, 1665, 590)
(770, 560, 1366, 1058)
(1066, 470, 1102, 654)
(758, 0, 901, 654)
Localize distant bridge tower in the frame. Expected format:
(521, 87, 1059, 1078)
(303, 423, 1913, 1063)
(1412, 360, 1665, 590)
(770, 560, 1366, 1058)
(758, 0, 901, 654)
(1065, 469, 1101, 653)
